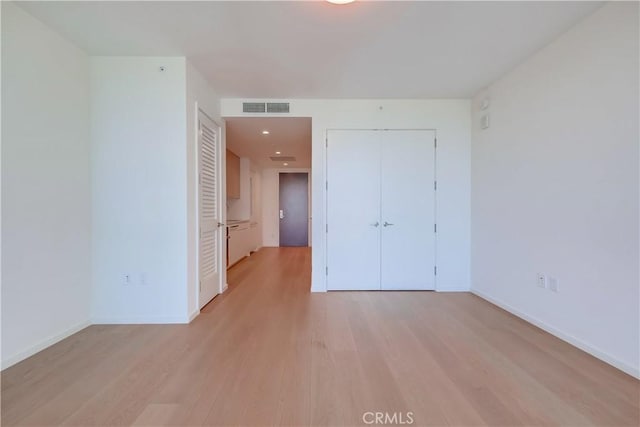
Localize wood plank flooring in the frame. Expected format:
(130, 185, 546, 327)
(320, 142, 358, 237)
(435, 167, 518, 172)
(2, 247, 638, 426)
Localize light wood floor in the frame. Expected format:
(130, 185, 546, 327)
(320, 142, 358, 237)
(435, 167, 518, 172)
(2, 247, 638, 426)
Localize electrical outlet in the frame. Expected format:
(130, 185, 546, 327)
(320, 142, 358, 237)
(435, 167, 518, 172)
(536, 273, 547, 288)
(548, 277, 559, 292)
(481, 113, 490, 129)
(123, 274, 131, 286)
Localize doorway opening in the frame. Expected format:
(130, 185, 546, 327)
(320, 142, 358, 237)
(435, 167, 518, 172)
(223, 117, 312, 290)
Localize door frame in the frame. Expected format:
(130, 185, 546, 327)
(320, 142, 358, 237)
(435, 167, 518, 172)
(277, 170, 311, 247)
(195, 106, 225, 310)
(324, 129, 438, 290)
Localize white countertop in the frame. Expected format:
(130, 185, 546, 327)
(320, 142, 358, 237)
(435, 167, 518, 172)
(227, 219, 249, 225)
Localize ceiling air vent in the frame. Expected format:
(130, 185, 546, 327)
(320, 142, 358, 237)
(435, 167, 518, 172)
(267, 102, 290, 113)
(243, 102, 266, 113)
(270, 156, 296, 162)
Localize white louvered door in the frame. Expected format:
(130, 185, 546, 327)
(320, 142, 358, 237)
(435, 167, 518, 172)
(198, 112, 221, 308)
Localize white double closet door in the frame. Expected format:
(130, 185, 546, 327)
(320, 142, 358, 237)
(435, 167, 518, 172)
(327, 130, 436, 291)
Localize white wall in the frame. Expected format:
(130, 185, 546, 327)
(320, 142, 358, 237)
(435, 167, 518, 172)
(261, 168, 312, 248)
(222, 99, 471, 292)
(227, 158, 252, 220)
(91, 57, 190, 323)
(471, 2, 639, 377)
(250, 168, 263, 251)
(1, 2, 91, 368)
(186, 60, 224, 317)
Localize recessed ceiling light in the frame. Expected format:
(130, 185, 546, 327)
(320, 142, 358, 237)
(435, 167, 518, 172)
(327, 0, 355, 4)
(262, 130, 270, 135)
(283, 163, 289, 166)
(275, 151, 281, 155)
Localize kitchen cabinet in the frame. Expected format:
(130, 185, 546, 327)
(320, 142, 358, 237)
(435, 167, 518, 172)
(226, 149, 240, 199)
(228, 223, 247, 266)
(227, 222, 250, 266)
(227, 221, 261, 267)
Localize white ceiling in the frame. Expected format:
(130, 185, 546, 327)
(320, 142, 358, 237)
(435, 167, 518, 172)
(226, 117, 312, 169)
(17, 1, 603, 99)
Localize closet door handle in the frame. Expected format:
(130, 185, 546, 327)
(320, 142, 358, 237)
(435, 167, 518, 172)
(370, 222, 380, 227)
(383, 221, 394, 227)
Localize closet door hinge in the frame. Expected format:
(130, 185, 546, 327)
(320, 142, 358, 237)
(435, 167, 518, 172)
(434, 223, 437, 233)
(326, 224, 328, 233)
(434, 138, 437, 149)
(326, 181, 328, 191)
(326, 266, 328, 276)
(434, 266, 437, 276)
(434, 180, 437, 191)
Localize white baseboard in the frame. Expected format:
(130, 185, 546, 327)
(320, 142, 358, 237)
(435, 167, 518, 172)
(471, 288, 640, 379)
(188, 309, 200, 322)
(310, 284, 326, 292)
(309, 285, 465, 293)
(1, 319, 91, 370)
(91, 315, 190, 324)
(436, 284, 470, 292)
(221, 283, 229, 293)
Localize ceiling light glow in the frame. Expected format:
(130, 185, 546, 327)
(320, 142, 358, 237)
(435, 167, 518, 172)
(327, 0, 355, 4)
(275, 151, 281, 154)
(283, 163, 289, 166)
(262, 130, 270, 135)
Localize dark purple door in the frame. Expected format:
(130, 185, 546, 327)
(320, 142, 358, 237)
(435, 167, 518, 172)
(279, 173, 309, 247)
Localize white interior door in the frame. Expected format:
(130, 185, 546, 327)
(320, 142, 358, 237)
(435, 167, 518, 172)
(198, 111, 221, 308)
(380, 130, 436, 290)
(327, 130, 381, 290)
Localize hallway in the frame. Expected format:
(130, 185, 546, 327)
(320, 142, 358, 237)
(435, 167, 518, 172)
(2, 247, 638, 426)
